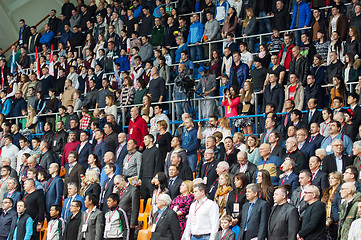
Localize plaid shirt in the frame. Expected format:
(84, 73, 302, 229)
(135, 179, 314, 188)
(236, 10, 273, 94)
(80, 114, 91, 130)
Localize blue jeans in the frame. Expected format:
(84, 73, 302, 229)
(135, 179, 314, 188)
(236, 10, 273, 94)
(189, 45, 204, 61)
(174, 92, 191, 120)
(258, 11, 272, 35)
(191, 236, 210, 240)
(293, 28, 308, 47)
(187, 153, 198, 173)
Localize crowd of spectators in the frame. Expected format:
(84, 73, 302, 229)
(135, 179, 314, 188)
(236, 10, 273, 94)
(2, 0, 361, 239)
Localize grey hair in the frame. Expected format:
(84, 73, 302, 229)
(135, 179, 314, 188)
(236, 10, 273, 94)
(305, 185, 320, 198)
(67, 182, 78, 189)
(353, 141, 361, 150)
(158, 193, 172, 206)
(217, 161, 230, 171)
(1, 157, 10, 164)
(246, 183, 259, 194)
(315, 148, 327, 157)
(331, 139, 343, 146)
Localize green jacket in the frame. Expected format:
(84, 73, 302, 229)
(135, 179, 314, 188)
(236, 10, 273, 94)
(338, 191, 361, 240)
(150, 25, 164, 46)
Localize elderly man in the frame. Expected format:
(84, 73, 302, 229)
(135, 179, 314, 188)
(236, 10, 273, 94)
(128, 107, 148, 151)
(309, 156, 329, 191)
(230, 151, 257, 184)
(297, 185, 326, 240)
(279, 158, 300, 197)
(322, 139, 353, 174)
(164, 137, 189, 177)
(320, 120, 353, 155)
(334, 112, 353, 140)
(352, 140, 361, 179)
(338, 182, 361, 239)
(123, 139, 142, 181)
(115, 133, 128, 174)
(256, 143, 282, 186)
(282, 137, 307, 174)
(150, 194, 180, 240)
(207, 161, 229, 199)
(296, 128, 316, 159)
(348, 197, 361, 239)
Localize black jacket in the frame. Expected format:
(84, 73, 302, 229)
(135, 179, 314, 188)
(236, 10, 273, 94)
(262, 83, 285, 113)
(311, 170, 329, 191)
(304, 83, 325, 109)
(39, 150, 55, 170)
(82, 87, 98, 109)
(321, 153, 353, 175)
(230, 161, 257, 184)
(282, 150, 308, 175)
(52, 129, 68, 155)
(226, 188, 247, 221)
(64, 211, 81, 240)
(298, 201, 326, 239)
(271, 144, 286, 159)
(273, 7, 290, 31)
(118, 184, 140, 226)
(168, 176, 182, 199)
(289, 56, 309, 86)
(8, 213, 32, 240)
(326, 60, 343, 84)
(268, 203, 300, 240)
(150, 207, 181, 240)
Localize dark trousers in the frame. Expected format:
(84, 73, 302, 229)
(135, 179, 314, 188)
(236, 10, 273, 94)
(140, 177, 154, 210)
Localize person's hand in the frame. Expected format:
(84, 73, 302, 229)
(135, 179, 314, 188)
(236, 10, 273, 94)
(203, 91, 209, 96)
(240, 88, 245, 95)
(36, 223, 42, 232)
(130, 225, 136, 229)
(113, 185, 118, 193)
(177, 211, 182, 216)
(137, 179, 142, 186)
(195, 42, 199, 46)
(231, 218, 238, 226)
(139, 146, 143, 151)
(61, 166, 65, 172)
(279, 173, 285, 179)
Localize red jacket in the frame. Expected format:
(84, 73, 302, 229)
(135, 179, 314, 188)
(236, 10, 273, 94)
(61, 140, 80, 166)
(278, 43, 294, 70)
(128, 115, 148, 148)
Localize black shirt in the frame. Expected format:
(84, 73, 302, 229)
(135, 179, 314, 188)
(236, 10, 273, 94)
(23, 190, 45, 223)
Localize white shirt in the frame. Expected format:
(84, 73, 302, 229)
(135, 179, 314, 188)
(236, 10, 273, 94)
(16, 146, 31, 173)
(149, 113, 170, 137)
(335, 154, 343, 173)
(183, 197, 219, 240)
(1, 143, 19, 170)
(348, 218, 361, 240)
(78, 141, 88, 154)
(241, 51, 253, 65)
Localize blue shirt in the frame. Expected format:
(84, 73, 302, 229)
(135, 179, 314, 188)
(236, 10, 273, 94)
(12, 215, 33, 240)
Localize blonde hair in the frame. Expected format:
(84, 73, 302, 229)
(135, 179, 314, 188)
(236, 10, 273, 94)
(26, 106, 36, 128)
(106, 94, 115, 106)
(183, 180, 194, 193)
(243, 8, 255, 28)
(218, 117, 231, 130)
(157, 119, 168, 130)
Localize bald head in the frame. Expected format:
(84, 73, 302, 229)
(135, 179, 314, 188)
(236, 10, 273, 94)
(103, 152, 115, 163)
(27, 156, 37, 167)
(259, 143, 271, 158)
(237, 151, 248, 165)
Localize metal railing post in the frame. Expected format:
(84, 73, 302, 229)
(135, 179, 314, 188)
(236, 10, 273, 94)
(122, 106, 126, 128)
(171, 102, 175, 134)
(254, 92, 259, 134)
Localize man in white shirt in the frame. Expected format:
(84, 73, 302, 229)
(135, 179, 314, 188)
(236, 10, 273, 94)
(1, 135, 19, 170)
(240, 42, 253, 69)
(183, 183, 219, 240)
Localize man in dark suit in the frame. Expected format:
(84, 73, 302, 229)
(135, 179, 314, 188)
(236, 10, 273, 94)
(63, 200, 82, 240)
(115, 133, 128, 174)
(282, 137, 308, 175)
(260, 117, 281, 144)
(297, 185, 326, 240)
(309, 156, 329, 191)
(230, 151, 257, 184)
(278, 158, 300, 197)
(103, 123, 118, 154)
(93, 130, 108, 165)
(199, 149, 219, 191)
(268, 187, 300, 240)
(169, 152, 193, 181)
(62, 182, 85, 221)
(296, 128, 316, 159)
(302, 98, 322, 127)
(168, 164, 183, 199)
(39, 140, 55, 171)
(348, 93, 361, 140)
(290, 169, 311, 217)
(287, 109, 308, 130)
(269, 132, 286, 158)
(63, 151, 85, 198)
(281, 99, 295, 130)
(99, 162, 116, 213)
(76, 131, 93, 169)
(239, 183, 269, 240)
(334, 112, 354, 140)
(308, 122, 324, 149)
(322, 139, 353, 175)
(45, 163, 64, 217)
(114, 175, 140, 240)
(77, 193, 104, 240)
(150, 193, 181, 240)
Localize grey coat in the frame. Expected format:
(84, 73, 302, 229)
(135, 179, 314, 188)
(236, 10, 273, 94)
(77, 208, 104, 240)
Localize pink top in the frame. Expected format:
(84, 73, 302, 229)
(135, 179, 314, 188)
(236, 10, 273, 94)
(222, 97, 240, 117)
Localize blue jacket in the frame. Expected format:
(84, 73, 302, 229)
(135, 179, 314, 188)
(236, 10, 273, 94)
(40, 30, 55, 44)
(133, 5, 142, 19)
(153, 5, 162, 18)
(115, 144, 128, 175)
(3, 191, 21, 208)
(320, 133, 353, 155)
(12, 98, 26, 117)
(290, 1, 312, 29)
(181, 128, 199, 155)
(227, 63, 249, 89)
(299, 141, 316, 160)
(1, 99, 12, 116)
(256, 155, 282, 186)
(62, 194, 85, 221)
(76, 142, 93, 169)
(187, 21, 204, 44)
(0, 208, 16, 238)
(100, 165, 120, 187)
(215, 1, 230, 23)
(93, 141, 108, 166)
(278, 172, 300, 197)
(175, 44, 188, 63)
(60, 31, 73, 44)
(45, 175, 64, 212)
(115, 55, 130, 72)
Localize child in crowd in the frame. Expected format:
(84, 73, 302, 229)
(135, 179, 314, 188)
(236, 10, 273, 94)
(215, 215, 236, 240)
(219, 76, 229, 117)
(269, 28, 284, 52)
